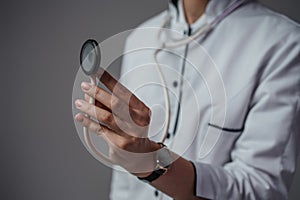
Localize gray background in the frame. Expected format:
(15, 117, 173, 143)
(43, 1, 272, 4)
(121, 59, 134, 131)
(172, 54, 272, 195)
(0, 0, 299, 199)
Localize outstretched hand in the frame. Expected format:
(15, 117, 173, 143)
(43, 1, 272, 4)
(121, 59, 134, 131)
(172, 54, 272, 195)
(74, 70, 161, 175)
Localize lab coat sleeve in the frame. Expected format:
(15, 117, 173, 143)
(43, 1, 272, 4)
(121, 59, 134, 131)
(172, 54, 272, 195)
(110, 169, 130, 200)
(194, 32, 300, 199)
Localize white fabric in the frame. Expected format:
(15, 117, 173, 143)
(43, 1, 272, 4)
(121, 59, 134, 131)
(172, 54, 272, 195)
(110, 0, 300, 199)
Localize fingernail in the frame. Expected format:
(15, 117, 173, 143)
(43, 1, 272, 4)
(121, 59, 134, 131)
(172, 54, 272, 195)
(75, 114, 84, 122)
(81, 82, 91, 91)
(75, 99, 83, 108)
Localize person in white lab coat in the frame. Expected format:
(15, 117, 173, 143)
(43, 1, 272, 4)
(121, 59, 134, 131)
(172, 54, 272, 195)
(75, 0, 300, 199)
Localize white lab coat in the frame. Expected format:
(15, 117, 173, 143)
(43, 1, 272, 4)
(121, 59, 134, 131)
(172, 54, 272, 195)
(110, 0, 300, 199)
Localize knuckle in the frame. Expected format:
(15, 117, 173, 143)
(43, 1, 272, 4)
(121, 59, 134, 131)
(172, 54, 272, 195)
(96, 126, 103, 135)
(95, 87, 103, 99)
(143, 106, 151, 117)
(111, 96, 120, 110)
(84, 94, 89, 101)
(139, 107, 151, 126)
(102, 112, 114, 123)
(82, 117, 90, 127)
(86, 104, 95, 115)
(146, 107, 151, 117)
(119, 140, 132, 150)
(129, 109, 150, 127)
(119, 141, 128, 149)
(143, 107, 151, 120)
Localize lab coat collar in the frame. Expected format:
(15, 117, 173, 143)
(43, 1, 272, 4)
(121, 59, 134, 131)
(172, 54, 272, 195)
(169, 0, 249, 33)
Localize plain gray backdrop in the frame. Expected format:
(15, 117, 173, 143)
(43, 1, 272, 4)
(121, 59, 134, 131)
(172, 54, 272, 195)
(0, 0, 299, 199)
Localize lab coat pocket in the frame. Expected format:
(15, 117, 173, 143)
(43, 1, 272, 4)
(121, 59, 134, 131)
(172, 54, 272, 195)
(198, 123, 243, 165)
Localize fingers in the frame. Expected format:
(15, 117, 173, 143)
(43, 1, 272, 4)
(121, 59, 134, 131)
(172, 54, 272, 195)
(97, 71, 148, 111)
(75, 113, 104, 136)
(74, 113, 136, 149)
(75, 97, 149, 137)
(75, 99, 126, 134)
(81, 82, 151, 127)
(74, 113, 122, 144)
(82, 82, 114, 110)
(84, 94, 110, 112)
(75, 113, 160, 174)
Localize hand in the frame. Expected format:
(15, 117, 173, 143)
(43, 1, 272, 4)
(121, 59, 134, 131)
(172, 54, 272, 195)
(74, 71, 161, 175)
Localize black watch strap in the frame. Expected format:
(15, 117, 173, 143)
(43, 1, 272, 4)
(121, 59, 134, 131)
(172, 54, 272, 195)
(137, 168, 167, 183)
(137, 143, 170, 183)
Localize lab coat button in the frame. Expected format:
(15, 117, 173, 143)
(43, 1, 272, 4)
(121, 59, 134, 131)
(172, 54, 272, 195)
(173, 81, 178, 88)
(166, 133, 171, 139)
(154, 190, 159, 197)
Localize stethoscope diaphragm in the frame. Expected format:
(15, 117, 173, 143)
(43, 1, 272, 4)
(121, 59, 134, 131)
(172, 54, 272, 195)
(80, 39, 101, 76)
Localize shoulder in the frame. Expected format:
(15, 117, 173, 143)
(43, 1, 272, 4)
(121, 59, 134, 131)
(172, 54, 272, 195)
(230, 1, 300, 44)
(137, 10, 168, 28)
(125, 11, 168, 44)
(216, 1, 300, 72)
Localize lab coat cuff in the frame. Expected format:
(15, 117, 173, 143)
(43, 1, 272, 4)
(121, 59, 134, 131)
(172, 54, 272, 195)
(190, 161, 197, 196)
(193, 161, 218, 200)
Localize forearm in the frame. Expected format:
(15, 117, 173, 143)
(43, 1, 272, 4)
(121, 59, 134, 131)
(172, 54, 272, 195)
(76, 79, 203, 199)
(150, 156, 203, 200)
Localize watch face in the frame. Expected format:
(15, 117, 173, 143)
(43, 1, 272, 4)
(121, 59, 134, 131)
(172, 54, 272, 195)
(157, 147, 172, 168)
(137, 147, 172, 183)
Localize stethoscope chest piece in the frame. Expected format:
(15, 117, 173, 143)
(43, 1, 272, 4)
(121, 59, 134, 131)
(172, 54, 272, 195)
(80, 39, 101, 76)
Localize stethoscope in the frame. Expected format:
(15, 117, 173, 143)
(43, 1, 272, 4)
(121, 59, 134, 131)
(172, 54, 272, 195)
(79, 0, 247, 181)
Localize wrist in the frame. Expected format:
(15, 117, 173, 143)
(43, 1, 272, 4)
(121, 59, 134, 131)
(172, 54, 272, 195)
(137, 143, 173, 183)
(134, 141, 163, 178)
(150, 141, 164, 151)
(135, 171, 153, 178)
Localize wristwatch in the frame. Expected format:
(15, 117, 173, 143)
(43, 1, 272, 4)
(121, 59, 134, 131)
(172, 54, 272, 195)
(138, 143, 172, 183)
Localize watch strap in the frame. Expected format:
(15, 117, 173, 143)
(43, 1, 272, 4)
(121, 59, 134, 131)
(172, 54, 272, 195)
(137, 167, 167, 183)
(137, 143, 170, 183)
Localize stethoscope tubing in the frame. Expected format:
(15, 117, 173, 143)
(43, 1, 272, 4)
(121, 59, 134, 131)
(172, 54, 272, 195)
(155, 0, 248, 141)
(83, 76, 113, 164)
